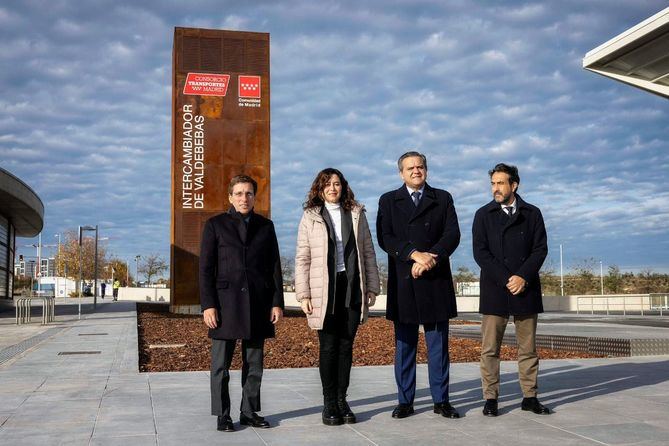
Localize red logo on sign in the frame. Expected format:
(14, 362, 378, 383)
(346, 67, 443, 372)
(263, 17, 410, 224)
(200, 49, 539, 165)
(238, 75, 261, 98)
(183, 73, 230, 96)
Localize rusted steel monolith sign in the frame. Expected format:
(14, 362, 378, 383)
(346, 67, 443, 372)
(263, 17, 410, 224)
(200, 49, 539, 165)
(170, 27, 270, 314)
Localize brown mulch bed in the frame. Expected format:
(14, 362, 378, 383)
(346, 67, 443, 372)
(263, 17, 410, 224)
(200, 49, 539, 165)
(137, 303, 602, 373)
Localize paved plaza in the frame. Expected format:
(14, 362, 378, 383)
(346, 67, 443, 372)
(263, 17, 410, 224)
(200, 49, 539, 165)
(1, 299, 668, 445)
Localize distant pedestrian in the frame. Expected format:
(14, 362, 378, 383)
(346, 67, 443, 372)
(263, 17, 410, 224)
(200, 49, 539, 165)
(113, 279, 120, 301)
(101, 282, 106, 299)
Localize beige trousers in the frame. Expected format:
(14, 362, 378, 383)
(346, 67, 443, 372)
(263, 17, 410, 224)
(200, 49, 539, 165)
(480, 314, 538, 400)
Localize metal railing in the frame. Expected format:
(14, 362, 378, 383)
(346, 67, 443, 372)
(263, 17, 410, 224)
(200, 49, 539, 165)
(576, 294, 666, 316)
(650, 293, 669, 312)
(15, 295, 56, 325)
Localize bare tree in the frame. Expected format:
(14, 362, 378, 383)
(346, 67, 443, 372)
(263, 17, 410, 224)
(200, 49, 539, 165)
(638, 268, 655, 294)
(280, 256, 294, 287)
(138, 254, 168, 285)
(570, 258, 597, 294)
(539, 261, 560, 295)
(453, 265, 477, 283)
(604, 265, 623, 294)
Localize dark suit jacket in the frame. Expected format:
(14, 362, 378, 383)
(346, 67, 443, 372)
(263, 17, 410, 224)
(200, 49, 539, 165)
(377, 183, 460, 324)
(472, 194, 547, 316)
(199, 208, 284, 340)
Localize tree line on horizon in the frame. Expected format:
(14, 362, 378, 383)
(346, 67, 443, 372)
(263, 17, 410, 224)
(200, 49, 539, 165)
(280, 256, 668, 296)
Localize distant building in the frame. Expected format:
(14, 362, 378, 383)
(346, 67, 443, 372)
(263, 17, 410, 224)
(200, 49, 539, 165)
(0, 167, 44, 302)
(40, 257, 56, 277)
(13, 258, 55, 279)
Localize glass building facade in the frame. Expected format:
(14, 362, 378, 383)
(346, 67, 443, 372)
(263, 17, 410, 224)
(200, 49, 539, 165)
(0, 213, 12, 299)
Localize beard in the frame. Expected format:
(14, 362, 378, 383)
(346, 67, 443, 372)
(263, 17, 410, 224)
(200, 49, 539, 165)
(493, 192, 513, 204)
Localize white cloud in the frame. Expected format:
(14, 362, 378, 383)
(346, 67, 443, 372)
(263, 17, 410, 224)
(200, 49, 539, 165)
(1, 0, 668, 273)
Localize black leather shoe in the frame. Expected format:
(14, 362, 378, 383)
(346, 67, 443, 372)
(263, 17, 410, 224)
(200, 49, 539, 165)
(240, 412, 270, 428)
(391, 403, 414, 419)
(216, 416, 234, 432)
(322, 401, 343, 426)
(433, 402, 460, 419)
(336, 397, 356, 424)
(482, 399, 498, 417)
(521, 397, 550, 414)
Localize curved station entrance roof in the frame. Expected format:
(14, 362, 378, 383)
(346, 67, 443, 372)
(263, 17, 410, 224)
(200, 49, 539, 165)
(583, 7, 669, 99)
(0, 167, 44, 237)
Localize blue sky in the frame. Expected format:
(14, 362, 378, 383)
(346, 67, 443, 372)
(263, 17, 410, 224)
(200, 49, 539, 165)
(2, 0, 668, 277)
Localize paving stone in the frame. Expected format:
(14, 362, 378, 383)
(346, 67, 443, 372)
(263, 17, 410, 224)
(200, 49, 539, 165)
(2, 301, 669, 445)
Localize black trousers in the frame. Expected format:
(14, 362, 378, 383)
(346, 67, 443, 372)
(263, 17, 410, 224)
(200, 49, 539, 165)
(210, 338, 264, 417)
(318, 272, 361, 399)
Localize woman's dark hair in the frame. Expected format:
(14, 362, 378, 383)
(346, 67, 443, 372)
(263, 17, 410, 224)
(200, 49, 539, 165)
(304, 168, 358, 211)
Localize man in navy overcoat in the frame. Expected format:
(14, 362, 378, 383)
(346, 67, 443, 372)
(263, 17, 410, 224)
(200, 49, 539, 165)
(377, 151, 461, 419)
(472, 163, 550, 417)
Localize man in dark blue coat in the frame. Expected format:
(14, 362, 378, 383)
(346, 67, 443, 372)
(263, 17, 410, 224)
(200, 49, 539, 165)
(377, 151, 461, 420)
(472, 163, 550, 417)
(200, 174, 284, 432)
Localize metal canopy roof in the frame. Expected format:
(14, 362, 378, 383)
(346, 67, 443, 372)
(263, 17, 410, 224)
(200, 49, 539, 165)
(583, 7, 669, 99)
(0, 167, 44, 237)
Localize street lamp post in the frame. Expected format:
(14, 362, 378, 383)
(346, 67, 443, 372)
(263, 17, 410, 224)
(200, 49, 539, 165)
(559, 244, 564, 297)
(135, 255, 141, 287)
(54, 233, 60, 298)
(54, 234, 61, 276)
(78, 227, 83, 320)
(600, 261, 604, 295)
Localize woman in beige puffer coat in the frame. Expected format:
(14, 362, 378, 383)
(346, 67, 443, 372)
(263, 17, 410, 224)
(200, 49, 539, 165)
(295, 168, 380, 426)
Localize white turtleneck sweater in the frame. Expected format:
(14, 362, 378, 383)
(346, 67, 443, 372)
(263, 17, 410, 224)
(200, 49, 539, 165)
(324, 201, 346, 272)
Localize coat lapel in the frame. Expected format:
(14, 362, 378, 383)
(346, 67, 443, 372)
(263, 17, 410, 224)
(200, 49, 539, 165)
(506, 194, 527, 228)
(393, 186, 416, 220)
(228, 207, 249, 244)
(341, 209, 352, 248)
(321, 206, 336, 245)
(409, 184, 437, 222)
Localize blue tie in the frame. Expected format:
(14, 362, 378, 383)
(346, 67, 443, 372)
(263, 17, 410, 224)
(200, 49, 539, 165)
(411, 191, 420, 207)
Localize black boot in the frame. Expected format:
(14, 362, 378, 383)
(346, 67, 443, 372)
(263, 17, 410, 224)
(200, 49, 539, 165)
(322, 396, 343, 426)
(337, 394, 356, 424)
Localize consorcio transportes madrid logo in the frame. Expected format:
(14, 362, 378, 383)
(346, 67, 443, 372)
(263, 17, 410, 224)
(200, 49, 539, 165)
(183, 73, 230, 96)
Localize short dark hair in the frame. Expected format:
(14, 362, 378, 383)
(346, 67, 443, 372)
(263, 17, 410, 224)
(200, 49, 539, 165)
(228, 174, 258, 195)
(397, 151, 428, 171)
(489, 163, 519, 185)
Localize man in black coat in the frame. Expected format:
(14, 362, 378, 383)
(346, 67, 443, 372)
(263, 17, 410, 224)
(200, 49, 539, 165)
(199, 174, 284, 432)
(377, 151, 461, 420)
(472, 163, 550, 417)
